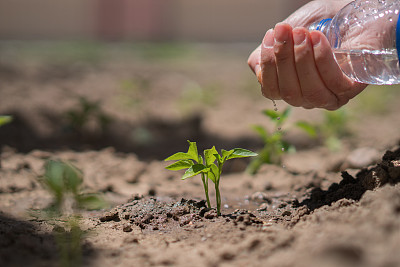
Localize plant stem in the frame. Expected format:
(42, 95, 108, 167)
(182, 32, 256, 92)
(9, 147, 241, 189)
(215, 163, 223, 216)
(201, 173, 211, 208)
(215, 183, 221, 216)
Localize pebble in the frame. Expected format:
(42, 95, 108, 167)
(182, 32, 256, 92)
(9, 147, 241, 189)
(122, 224, 133, 232)
(344, 147, 380, 169)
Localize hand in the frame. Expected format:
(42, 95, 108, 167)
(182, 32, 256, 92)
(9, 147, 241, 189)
(248, 0, 367, 110)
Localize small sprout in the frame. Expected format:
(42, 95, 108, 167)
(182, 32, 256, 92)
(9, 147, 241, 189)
(66, 97, 111, 134)
(0, 115, 12, 127)
(165, 140, 257, 216)
(39, 159, 106, 266)
(248, 107, 294, 174)
(296, 108, 352, 151)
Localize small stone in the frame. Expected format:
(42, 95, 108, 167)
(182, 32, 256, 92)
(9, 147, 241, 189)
(100, 210, 120, 222)
(257, 203, 268, 211)
(281, 210, 292, 217)
(204, 209, 218, 219)
(361, 166, 389, 190)
(123, 224, 132, 232)
(250, 192, 269, 201)
(345, 147, 380, 169)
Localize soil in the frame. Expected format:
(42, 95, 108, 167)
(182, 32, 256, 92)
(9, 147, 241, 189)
(1, 42, 400, 267)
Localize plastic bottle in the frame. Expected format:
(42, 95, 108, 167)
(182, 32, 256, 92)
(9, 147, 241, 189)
(309, 0, 400, 85)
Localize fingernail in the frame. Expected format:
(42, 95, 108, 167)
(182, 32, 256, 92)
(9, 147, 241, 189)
(293, 28, 306, 46)
(310, 32, 321, 47)
(263, 29, 274, 48)
(274, 23, 290, 44)
(255, 64, 262, 84)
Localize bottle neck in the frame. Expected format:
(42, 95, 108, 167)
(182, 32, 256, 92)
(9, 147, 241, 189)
(309, 18, 332, 36)
(397, 13, 400, 62)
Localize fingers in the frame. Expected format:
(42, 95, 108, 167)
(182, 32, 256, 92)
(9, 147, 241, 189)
(293, 27, 338, 109)
(273, 23, 303, 106)
(247, 45, 260, 75)
(260, 29, 280, 99)
(310, 31, 367, 106)
(255, 24, 367, 110)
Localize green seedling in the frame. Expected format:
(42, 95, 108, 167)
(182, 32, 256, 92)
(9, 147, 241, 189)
(165, 140, 257, 216)
(247, 108, 295, 174)
(296, 108, 351, 151)
(0, 115, 12, 127)
(0, 115, 12, 169)
(177, 81, 219, 116)
(66, 97, 111, 135)
(38, 160, 106, 267)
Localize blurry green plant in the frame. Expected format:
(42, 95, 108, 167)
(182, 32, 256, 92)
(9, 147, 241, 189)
(0, 115, 12, 169)
(353, 85, 399, 115)
(117, 78, 151, 111)
(177, 81, 219, 116)
(247, 108, 296, 175)
(66, 97, 111, 135)
(296, 108, 352, 152)
(38, 160, 106, 267)
(0, 115, 12, 127)
(165, 141, 257, 216)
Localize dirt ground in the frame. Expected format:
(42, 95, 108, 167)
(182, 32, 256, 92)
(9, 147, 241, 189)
(1, 42, 400, 267)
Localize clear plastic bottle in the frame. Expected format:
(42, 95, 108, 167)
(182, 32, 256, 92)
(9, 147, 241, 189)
(309, 0, 400, 85)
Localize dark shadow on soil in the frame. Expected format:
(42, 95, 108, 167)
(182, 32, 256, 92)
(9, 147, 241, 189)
(0, 110, 262, 164)
(297, 147, 400, 211)
(0, 212, 97, 267)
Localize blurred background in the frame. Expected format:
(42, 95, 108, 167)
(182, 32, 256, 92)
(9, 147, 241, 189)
(2, 0, 400, 164)
(0, 0, 309, 42)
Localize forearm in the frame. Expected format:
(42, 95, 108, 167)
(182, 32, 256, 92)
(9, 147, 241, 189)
(284, 0, 354, 28)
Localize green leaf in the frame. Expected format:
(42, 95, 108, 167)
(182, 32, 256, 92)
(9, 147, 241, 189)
(42, 160, 83, 197)
(281, 107, 291, 120)
(165, 159, 194, 170)
(187, 140, 199, 162)
(182, 164, 209, 180)
(0, 116, 12, 127)
(43, 160, 65, 197)
(208, 164, 219, 184)
(252, 125, 269, 141)
(204, 146, 217, 166)
(213, 152, 222, 164)
(221, 149, 234, 161)
(262, 109, 280, 120)
(77, 194, 107, 210)
(296, 121, 318, 138)
(227, 148, 258, 160)
(62, 162, 83, 194)
(164, 152, 193, 161)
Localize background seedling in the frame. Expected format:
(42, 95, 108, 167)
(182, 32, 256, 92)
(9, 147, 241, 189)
(0, 115, 12, 127)
(296, 108, 351, 152)
(37, 160, 106, 267)
(165, 140, 257, 216)
(0, 115, 12, 169)
(66, 97, 111, 136)
(247, 108, 295, 174)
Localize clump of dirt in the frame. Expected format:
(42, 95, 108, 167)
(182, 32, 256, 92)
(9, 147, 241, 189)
(298, 147, 400, 211)
(99, 146, 400, 234)
(99, 196, 266, 233)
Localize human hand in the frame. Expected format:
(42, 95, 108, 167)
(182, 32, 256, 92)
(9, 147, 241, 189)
(248, 0, 367, 110)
